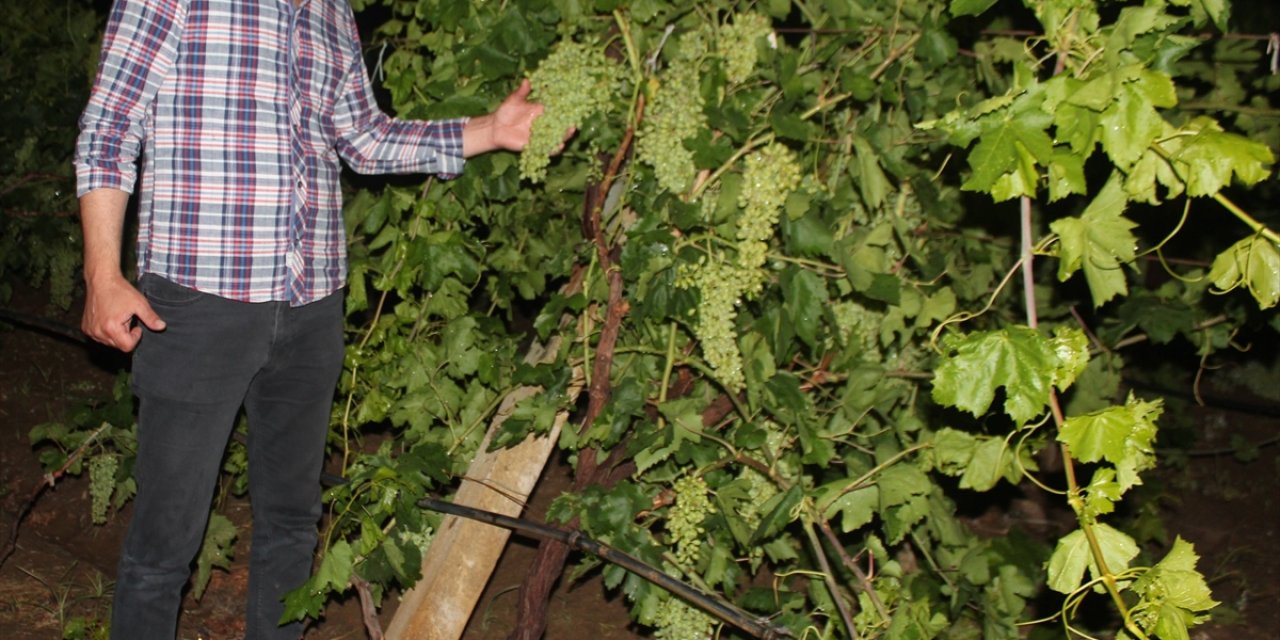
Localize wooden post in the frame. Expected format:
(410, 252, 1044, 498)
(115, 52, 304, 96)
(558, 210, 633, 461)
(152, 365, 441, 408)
(384, 339, 582, 640)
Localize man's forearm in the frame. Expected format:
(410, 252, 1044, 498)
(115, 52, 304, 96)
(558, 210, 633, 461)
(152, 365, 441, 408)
(80, 188, 132, 286)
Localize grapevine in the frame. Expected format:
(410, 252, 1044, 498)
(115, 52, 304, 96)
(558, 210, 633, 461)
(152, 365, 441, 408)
(20, 2, 1277, 639)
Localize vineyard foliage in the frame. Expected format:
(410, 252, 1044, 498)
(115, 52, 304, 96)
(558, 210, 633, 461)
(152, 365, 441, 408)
(0, 1, 101, 308)
(14, 0, 1279, 638)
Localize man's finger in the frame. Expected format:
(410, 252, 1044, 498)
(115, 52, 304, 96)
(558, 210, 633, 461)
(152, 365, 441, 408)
(135, 303, 167, 332)
(513, 77, 532, 100)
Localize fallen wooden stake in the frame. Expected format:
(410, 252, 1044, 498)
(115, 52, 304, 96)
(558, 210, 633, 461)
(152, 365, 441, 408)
(383, 338, 583, 640)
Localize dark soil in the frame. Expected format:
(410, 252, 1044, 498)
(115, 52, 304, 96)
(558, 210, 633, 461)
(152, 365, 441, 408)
(1, 282, 1276, 639)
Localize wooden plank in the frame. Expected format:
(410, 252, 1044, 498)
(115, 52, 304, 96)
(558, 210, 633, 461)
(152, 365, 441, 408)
(385, 339, 582, 640)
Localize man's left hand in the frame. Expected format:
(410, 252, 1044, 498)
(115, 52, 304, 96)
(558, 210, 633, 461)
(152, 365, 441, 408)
(462, 79, 545, 157)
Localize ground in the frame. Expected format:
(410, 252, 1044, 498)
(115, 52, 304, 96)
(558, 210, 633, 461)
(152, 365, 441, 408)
(1, 283, 1276, 639)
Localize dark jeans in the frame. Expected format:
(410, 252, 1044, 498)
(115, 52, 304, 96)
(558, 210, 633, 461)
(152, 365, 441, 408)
(110, 275, 344, 640)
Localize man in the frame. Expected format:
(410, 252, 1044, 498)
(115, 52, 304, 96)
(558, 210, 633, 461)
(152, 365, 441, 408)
(74, 0, 546, 637)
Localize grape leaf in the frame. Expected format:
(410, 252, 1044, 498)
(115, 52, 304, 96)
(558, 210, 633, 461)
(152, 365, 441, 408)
(1058, 393, 1163, 491)
(961, 436, 1021, 491)
(1047, 150, 1087, 201)
(750, 485, 804, 545)
(931, 326, 1059, 425)
(1109, 8, 1182, 51)
(1190, 0, 1229, 30)
(930, 428, 1023, 491)
(1082, 468, 1123, 520)
(1047, 523, 1140, 594)
(1172, 121, 1275, 196)
(1054, 101, 1101, 155)
(1125, 144, 1185, 204)
(963, 116, 1055, 201)
(1208, 235, 1280, 309)
(315, 539, 355, 592)
(884, 494, 931, 544)
(782, 266, 828, 348)
(822, 485, 880, 533)
(193, 512, 238, 600)
(854, 136, 889, 209)
(1117, 293, 1196, 344)
(1098, 83, 1164, 170)
(950, 0, 999, 18)
(1132, 537, 1219, 640)
(1050, 326, 1090, 390)
(878, 463, 931, 509)
(1137, 537, 1218, 610)
(1050, 173, 1138, 307)
(931, 427, 978, 475)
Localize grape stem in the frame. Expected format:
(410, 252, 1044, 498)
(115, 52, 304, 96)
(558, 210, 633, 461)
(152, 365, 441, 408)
(656, 321, 679, 431)
(801, 517, 859, 640)
(815, 518, 890, 621)
(1022, 186, 1148, 639)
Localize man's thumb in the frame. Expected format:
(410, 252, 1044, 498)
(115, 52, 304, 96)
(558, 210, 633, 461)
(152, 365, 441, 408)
(137, 305, 167, 331)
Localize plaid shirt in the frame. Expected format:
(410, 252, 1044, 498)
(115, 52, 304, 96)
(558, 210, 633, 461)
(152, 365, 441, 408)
(75, 0, 466, 305)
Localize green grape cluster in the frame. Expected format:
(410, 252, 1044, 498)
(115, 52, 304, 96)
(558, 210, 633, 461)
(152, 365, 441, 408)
(88, 453, 118, 524)
(672, 23, 711, 62)
(678, 143, 801, 391)
(653, 596, 714, 640)
(667, 474, 715, 567)
(830, 300, 884, 360)
(638, 60, 705, 194)
(736, 143, 801, 297)
(679, 256, 751, 390)
(718, 12, 772, 84)
(519, 39, 623, 183)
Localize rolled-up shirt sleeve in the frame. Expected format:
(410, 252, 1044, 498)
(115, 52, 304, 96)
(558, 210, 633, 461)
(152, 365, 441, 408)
(331, 19, 466, 178)
(74, 0, 185, 196)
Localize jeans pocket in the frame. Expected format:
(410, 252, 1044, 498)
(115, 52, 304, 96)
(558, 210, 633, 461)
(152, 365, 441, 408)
(138, 274, 205, 307)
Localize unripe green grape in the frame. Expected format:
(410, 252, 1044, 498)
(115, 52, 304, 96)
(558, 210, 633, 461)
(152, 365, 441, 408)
(719, 12, 772, 84)
(638, 60, 705, 194)
(520, 40, 624, 183)
(831, 300, 884, 360)
(667, 475, 715, 567)
(653, 596, 714, 639)
(687, 258, 749, 391)
(679, 143, 802, 391)
(88, 453, 118, 524)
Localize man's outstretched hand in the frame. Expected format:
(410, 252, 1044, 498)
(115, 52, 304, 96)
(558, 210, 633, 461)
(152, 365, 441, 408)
(462, 79, 542, 157)
(462, 79, 572, 157)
